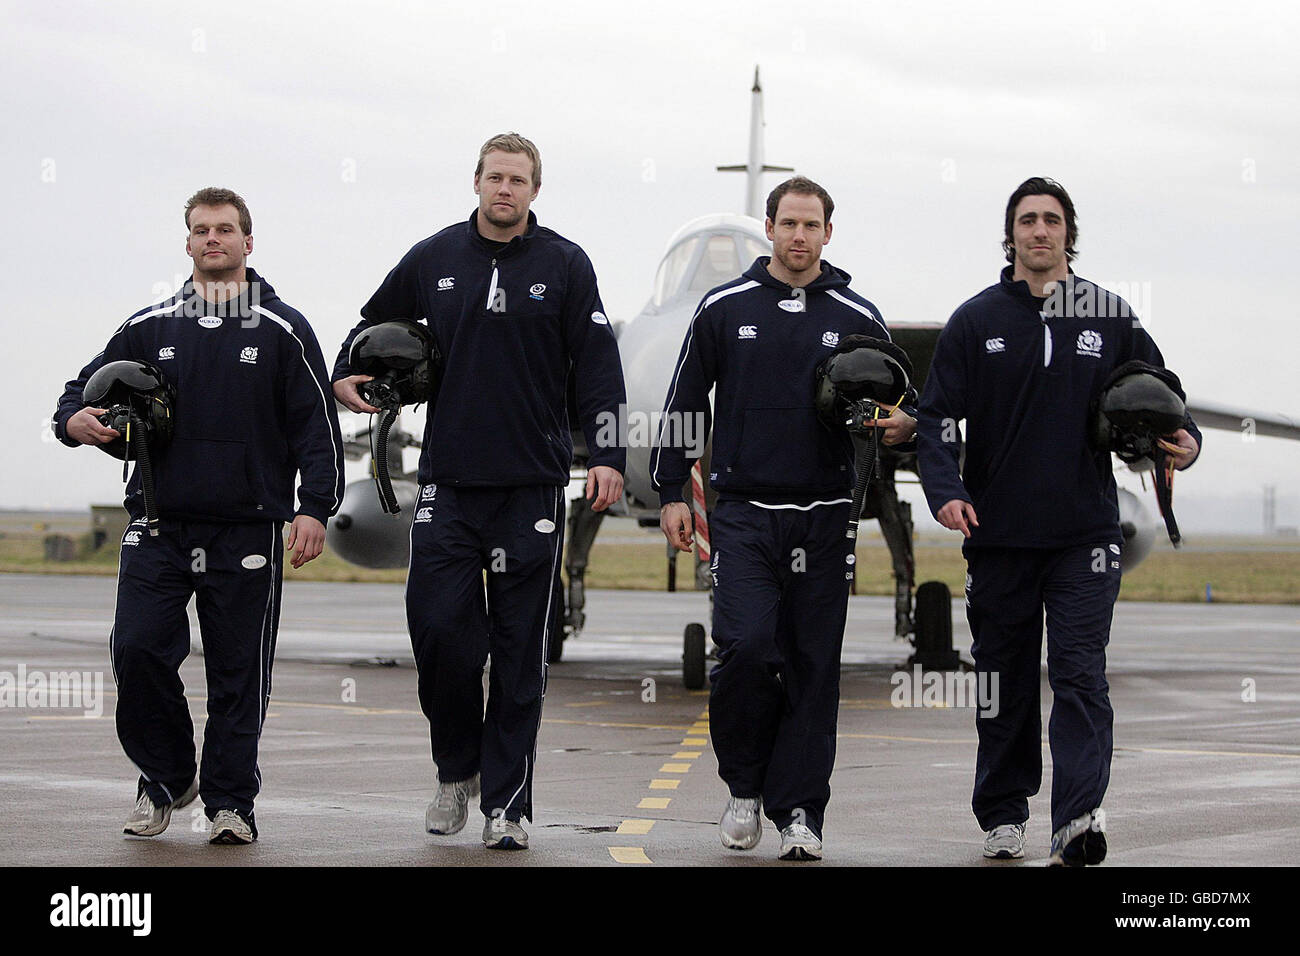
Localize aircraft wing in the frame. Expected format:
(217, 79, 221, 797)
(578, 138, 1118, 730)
(1184, 402, 1300, 441)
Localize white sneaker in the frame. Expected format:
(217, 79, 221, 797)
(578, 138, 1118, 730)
(122, 778, 198, 837)
(425, 773, 480, 835)
(778, 823, 823, 861)
(482, 814, 529, 850)
(209, 808, 256, 845)
(983, 822, 1026, 859)
(719, 796, 762, 850)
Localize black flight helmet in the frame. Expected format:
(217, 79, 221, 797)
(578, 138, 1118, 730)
(815, 335, 912, 427)
(348, 321, 440, 409)
(82, 359, 176, 460)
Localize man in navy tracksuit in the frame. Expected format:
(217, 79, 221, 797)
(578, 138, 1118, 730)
(332, 133, 626, 850)
(917, 177, 1201, 865)
(653, 177, 915, 860)
(52, 187, 345, 844)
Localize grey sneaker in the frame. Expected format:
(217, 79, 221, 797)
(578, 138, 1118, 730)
(983, 822, 1027, 859)
(425, 773, 480, 835)
(778, 822, 823, 861)
(1048, 808, 1107, 867)
(719, 796, 763, 850)
(209, 808, 256, 845)
(482, 814, 529, 850)
(123, 777, 198, 837)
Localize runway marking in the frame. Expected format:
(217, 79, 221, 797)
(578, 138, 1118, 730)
(608, 847, 651, 865)
(1115, 745, 1300, 760)
(673, 751, 702, 759)
(617, 819, 655, 835)
(658, 763, 692, 773)
(24, 715, 106, 721)
(638, 797, 671, 810)
(681, 737, 707, 746)
(649, 779, 680, 790)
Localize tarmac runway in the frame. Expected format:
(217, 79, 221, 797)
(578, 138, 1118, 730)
(1, 573, 1297, 867)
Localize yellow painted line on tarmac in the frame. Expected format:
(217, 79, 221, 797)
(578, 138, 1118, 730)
(658, 763, 692, 774)
(638, 797, 671, 810)
(649, 779, 680, 790)
(608, 847, 652, 865)
(617, 819, 655, 835)
(672, 751, 702, 759)
(681, 737, 707, 746)
(563, 701, 610, 708)
(544, 717, 698, 732)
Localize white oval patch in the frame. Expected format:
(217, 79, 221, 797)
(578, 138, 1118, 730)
(591, 311, 609, 325)
(241, 554, 268, 570)
(778, 299, 804, 313)
(534, 519, 556, 534)
(530, 283, 547, 295)
(198, 316, 222, 329)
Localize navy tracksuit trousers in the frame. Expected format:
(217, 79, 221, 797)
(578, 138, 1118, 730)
(964, 541, 1122, 833)
(111, 517, 282, 823)
(708, 498, 854, 839)
(406, 484, 566, 823)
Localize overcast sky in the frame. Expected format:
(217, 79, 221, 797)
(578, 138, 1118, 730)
(5, 0, 1297, 533)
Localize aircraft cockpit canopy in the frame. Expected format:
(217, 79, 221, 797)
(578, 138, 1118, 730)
(652, 217, 769, 308)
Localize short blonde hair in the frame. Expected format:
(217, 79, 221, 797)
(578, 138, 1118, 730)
(475, 132, 541, 188)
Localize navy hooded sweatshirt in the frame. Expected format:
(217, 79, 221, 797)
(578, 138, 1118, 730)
(916, 267, 1201, 549)
(53, 269, 345, 525)
(651, 257, 897, 505)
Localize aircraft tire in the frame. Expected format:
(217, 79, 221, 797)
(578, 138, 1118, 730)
(683, 623, 707, 690)
(914, 580, 953, 657)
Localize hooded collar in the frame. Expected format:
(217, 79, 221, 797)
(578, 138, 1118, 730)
(742, 256, 852, 295)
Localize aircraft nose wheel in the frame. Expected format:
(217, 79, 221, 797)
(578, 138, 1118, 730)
(683, 623, 708, 690)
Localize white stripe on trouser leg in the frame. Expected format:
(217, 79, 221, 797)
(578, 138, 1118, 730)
(504, 486, 564, 817)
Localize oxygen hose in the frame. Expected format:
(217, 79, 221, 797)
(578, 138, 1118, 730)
(1153, 450, 1181, 548)
(846, 401, 882, 541)
(373, 406, 402, 515)
(130, 410, 161, 537)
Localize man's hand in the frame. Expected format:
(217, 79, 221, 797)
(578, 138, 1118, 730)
(333, 375, 380, 414)
(937, 499, 979, 538)
(1166, 428, 1200, 470)
(860, 406, 918, 446)
(660, 501, 694, 553)
(65, 407, 120, 445)
(286, 515, 326, 569)
(586, 465, 625, 512)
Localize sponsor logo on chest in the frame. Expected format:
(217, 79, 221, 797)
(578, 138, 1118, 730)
(158, 346, 175, 361)
(239, 346, 258, 365)
(529, 283, 547, 301)
(738, 325, 758, 340)
(985, 337, 1006, 354)
(821, 331, 839, 348)
(437, 277, 455, 291)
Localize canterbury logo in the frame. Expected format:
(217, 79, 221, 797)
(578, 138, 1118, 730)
(437, 277, 455, 291)
(738, 325, 757, 340)
(985, 337, 1005, 353)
